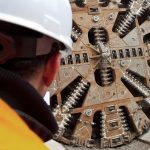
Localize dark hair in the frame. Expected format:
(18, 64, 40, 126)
(0, 54, 50, 79)
(0, 41, 61, 79)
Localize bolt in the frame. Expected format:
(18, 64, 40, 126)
(108, 13, 115, 20)
(120, 60, 127, 67)
(85, 109, 93, 117)
(92, 16, 99, 22)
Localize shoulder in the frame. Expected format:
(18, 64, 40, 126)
(0, 99, 49, 150)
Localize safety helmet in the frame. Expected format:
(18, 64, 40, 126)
(0, 0, 72, 63)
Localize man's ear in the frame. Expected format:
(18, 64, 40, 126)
(43, 52, 60, 86)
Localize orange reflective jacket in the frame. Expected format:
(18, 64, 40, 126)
(0, 99, 49, 150)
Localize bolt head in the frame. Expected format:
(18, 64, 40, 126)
(85, 109, 93, 116)
(92, 16, 99, 22)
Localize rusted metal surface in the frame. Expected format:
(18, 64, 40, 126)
(50, 0, 150, 148)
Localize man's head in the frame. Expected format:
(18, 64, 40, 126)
(0, 0, 72, 96)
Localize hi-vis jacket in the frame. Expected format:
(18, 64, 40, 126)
(0, 99, 49, 150)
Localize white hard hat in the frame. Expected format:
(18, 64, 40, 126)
(0, 0, 73, 57)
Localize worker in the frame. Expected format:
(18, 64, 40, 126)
(0, 0, 72, 149)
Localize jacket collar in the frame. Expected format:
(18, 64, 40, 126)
(0, 67, 58, 141)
